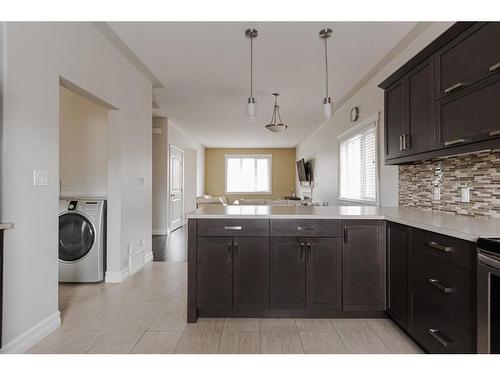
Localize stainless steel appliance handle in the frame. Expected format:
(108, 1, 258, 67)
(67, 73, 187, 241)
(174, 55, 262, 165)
(427, 241, 454, 253)
(444, 82, 467, 94)
(478, 253, 500, 271)
(224, 225, 242, 231)
(427, 278, 453, 293)
(489, 62, 500, 72)
(428, 328, 451, 348)
(297, 226, 315, 231)
(444, 138, 465, 146)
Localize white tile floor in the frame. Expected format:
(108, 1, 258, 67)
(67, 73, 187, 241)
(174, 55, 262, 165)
(28, 262, 422, 354)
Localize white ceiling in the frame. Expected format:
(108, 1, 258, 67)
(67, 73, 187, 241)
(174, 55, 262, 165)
(109, 22, 417, 148)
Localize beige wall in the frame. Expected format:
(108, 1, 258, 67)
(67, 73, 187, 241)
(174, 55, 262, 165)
(59, 86, 108, 198)
(152, 117, 168, 234)
(205, 148, 296, 201)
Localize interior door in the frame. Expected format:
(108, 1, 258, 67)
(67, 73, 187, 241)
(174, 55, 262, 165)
(169, 146, 183, 232)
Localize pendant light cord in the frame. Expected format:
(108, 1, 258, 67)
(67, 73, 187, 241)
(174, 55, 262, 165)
(324, 37, 329, 98)
(250, 36, 253, 98)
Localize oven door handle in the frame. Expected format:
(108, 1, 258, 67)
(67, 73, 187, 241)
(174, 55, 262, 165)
(478, 253, 500, 271)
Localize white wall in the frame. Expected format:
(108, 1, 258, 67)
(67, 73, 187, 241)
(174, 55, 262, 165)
(296, 22, 453, 207)
(1, 22, 152, 353)
(59, 86, 108, 198)
(152, 117, 168, 234)
(167, 120, 205, 226)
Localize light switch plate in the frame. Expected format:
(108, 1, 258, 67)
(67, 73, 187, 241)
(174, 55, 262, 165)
(461, 187, 471, 203)
(433, 186, 441, 201)
(33, 170, 48, 186)
(138, 176, 145, 186)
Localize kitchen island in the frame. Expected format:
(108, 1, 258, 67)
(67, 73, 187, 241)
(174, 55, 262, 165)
(186, 205, 500, 354)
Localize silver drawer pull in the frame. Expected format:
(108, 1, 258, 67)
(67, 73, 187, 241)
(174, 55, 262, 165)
(427, 278, 453, 293)
(428, 328, 452, 348)
(489, 129, 500, 137)
(489, 62, 500, 72)
(444, 138, 465, 146)
(297, 226, 315, 231)
(224, 225, 242, 231)
(399, 134, 403, 151)
(444, 82, 467, 94)
(427, 241, 454, 253)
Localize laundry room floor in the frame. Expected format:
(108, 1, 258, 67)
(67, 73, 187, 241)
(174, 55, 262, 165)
(28, 231, 422, 354)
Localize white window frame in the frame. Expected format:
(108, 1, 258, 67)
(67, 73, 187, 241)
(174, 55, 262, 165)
(224, 154, 273, 195)
(337, 113, 380, 206)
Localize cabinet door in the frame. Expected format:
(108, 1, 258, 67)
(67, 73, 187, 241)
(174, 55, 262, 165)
(196, 237, 233, 309)
(342, 221, 385, 311)
(233, 237, 269, 310)
(385, 80, 407, 159)
(306, 238, 342, 311)
(270, 237, 306, 310)
(407, 60, 435, 154)
(387, 222, 410, 331)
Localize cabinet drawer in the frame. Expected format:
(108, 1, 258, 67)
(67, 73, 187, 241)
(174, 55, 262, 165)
(437, 22, 500, 98)
(197, 219, 269, 237)
(413, 249, 476, 331)
(437, 75, 500, 146)
(413, 298, 476, 353)
(411, 228, 475, 271)
(270, 219, 341, 237)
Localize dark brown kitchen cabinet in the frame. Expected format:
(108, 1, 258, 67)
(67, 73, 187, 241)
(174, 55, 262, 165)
(232, 237, 269, 310)
(342, 220, 385, 311)
(306, 238, 342, 311)
(196, 236, 233, 309)
(270, 237, 306, 310)
(387, 222, 411, 332)
(384, 80, 407, 159)
(435, 22, 500, 99)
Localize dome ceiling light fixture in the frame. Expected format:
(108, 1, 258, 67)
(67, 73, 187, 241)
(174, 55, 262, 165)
(245, 28, 258, 119)
(319, 28, 334, 120)
(265, 93, 288, 133)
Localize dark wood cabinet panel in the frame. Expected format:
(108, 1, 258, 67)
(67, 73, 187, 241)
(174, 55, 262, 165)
(438, 75, 500, 146)
(270, 237, 306, 310)
(306, 238, 342, 311)
(407, 60, 435, 153)
(342, 221, 385, 311)
(387, 222, 410, 332)
(436, 22, 500, 98)
(196, 236, 233, 309)
(385, 80, 407, 159)
(232, 237, 269, 310)
(197, 219, 269, 237)
(270, 219, 341, 237)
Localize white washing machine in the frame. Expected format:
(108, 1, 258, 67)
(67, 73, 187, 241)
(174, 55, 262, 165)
(59, 199, 106, 282)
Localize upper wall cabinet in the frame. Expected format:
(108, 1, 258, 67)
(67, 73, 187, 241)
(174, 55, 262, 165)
(379, 22, 500, 165)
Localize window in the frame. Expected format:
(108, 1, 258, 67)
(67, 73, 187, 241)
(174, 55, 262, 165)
(225, 154, 272, 194)
(339, 119, 377, 203)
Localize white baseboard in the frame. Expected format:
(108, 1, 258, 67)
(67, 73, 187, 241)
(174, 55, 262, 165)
(105, 267, 129, 283)
(152, 228, 168, 235)
(144, 251, 153, 263)
(0, 311, 61, 354)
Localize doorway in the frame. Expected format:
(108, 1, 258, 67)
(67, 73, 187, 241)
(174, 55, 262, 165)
(169, 145, 184, 232)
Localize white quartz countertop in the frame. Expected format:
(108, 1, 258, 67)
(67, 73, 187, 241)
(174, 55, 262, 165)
(186, 205, 500, 242)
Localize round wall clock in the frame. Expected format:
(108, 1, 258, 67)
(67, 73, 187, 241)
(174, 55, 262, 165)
(350, 107, 359, 122)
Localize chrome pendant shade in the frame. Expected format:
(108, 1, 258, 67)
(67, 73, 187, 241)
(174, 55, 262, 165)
(245, 28, 258, 119)
(265, 93, 288, 133)
(319, 28, 334, 120)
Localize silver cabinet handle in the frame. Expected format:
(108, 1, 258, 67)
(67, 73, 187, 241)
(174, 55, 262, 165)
(427, 278, 453, 293)
(227, 241, 232, 263)
(399, 135, 403, 151)
(489, 129, 500, 137)
(297, 226, 315, 231)
(343, 227, 348, 243)
(428, 328, 451, 348)
(444, 138, 465, 146)
(300, 242, 305, 262)
(224, 225, 242, 231)
(427, 241, 454, 253)
(489, 62, 500, 72)
(404, 133, 410, 150)
(444, 82, 467, 94)
(306, 243, 312, 262)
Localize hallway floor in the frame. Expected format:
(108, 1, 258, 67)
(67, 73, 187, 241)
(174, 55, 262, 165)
(28, 233, 422, 354)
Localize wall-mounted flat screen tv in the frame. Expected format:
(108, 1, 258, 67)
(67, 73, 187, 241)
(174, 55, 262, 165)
(297, 159, 308, 182)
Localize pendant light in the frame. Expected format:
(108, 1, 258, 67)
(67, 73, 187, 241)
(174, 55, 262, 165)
(319, 28, 334, 120)
(265, 93, 288, 133)
(245, 28, 258, 119)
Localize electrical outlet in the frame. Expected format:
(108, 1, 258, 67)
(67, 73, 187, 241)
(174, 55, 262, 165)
(433, 186, 441, 201)
(460, 187, 471, 203)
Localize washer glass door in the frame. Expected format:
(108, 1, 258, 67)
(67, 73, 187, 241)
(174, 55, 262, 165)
(59, 212, 95, 262)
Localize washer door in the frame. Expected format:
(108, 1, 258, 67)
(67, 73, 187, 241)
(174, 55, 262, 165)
(59, 212, 96, 262)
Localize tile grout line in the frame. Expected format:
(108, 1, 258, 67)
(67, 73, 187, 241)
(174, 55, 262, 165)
(294, 319, 306, 354)
(329, 319, 350, 354)
(363, 319, 392, 354)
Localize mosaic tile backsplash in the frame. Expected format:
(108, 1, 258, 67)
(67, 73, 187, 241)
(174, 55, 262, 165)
(399, 150, 500, 218)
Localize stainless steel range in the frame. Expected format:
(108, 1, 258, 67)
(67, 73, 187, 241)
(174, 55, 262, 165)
(477, 237, 500, 354)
